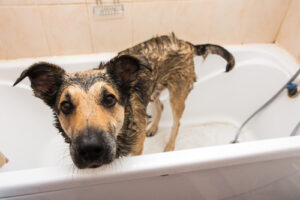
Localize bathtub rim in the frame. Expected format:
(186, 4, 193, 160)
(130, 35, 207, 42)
(2, 44, 299, 94)
(1, 136, 300, 198)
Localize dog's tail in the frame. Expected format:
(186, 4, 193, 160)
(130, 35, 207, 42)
(194, 44, 235, 72)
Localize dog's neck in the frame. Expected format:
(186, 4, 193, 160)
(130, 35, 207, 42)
(116, 90, 149, 157)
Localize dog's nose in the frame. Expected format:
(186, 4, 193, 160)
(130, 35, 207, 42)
(77, 137, 104, 162)
(71, 128, 116, 169)
(74, 132, 107, 165)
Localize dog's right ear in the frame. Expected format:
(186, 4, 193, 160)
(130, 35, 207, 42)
(13, 62, 66, 107)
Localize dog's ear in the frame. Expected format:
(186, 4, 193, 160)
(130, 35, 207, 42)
(107, 54, 152, 85)
(13, 62, 66, 107)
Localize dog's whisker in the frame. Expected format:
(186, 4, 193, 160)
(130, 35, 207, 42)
(71, 164, 78, 179)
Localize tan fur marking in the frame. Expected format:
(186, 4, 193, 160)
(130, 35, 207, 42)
(58, 82, 124, 139)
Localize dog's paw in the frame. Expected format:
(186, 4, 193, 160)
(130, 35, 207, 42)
(146, 127, 158, 137)
(0, 152, 8, 168)
(164, 144, 175, 152)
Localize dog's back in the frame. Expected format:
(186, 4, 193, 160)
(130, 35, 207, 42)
(120, 33, 194, 62)
(119, 33, 234, 101)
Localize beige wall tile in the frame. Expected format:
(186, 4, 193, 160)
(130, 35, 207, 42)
(132, 1, 178, 45)
(39, 4, 93, 56)
(174, 0, 216, 44)
(0, 36, 7, 59)
(243, 0, 290, 43)
(87, 3, 132, 52)
(36, 0, 85, 4)
(0, 0, 36, 5)
(0, 0, 293, 60)
(0, 6, 49, 59)
(132, 0, 175, 1)
(209, 0, 251, 44)
(276, 0, 300, 60)
(86, 0, 131, 3)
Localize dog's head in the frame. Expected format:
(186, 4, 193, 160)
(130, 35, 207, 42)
(13, 55, 151, 169)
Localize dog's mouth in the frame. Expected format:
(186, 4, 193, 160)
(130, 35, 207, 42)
(70, 145, 116, 169)
(90, 164, 101, 168)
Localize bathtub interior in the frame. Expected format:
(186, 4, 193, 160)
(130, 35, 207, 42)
(1, 45, 300, 172)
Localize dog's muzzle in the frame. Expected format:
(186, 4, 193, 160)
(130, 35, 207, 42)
(70, 128, 116, 169)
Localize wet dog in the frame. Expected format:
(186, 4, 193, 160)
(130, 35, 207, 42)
(14, 33, 235, 169)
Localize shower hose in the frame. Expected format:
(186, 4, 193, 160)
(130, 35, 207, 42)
(231, 68, 300, 143)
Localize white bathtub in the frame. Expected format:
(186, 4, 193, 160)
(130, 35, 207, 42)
(1, 44, 300, 199)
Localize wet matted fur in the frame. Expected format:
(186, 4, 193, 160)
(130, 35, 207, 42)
(14, 33, 235, 169)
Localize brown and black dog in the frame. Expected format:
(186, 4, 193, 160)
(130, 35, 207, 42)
(14, 33, 235, 169)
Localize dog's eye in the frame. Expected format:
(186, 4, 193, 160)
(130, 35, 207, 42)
(61, 101, 74, 114)
(102, 94, 116, 108)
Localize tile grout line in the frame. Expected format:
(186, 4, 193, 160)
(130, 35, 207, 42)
(131, 0, 134, 46)
(85, 2, 96, 53)
(36, 4, 52, 57)
(171, 0, 179, 35)
(0, 1, 140, 7)
(273, 0, 293, 44)
(207, 0, 218, 43)
(240, 0, 255, 44)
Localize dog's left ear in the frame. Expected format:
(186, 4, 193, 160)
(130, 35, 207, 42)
(107, 55, 152, 85)
(13, 62, 66, 107)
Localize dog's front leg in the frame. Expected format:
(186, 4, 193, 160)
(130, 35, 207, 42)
(147, 98, 164, 137)
(165, 82, 191, 152)
(129, 115, 148, 156)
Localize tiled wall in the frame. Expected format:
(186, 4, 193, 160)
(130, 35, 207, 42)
(0, 0, 291, 60)
(276, 0, 300, 63)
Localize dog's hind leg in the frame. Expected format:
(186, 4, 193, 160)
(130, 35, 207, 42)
(164, 83, 191, 152)
(147, 98, 164, 137)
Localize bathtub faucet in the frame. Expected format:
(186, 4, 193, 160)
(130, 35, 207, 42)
(286, 83, 299, 98)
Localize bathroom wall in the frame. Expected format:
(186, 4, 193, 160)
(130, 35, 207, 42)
(276, 0, 300, 63)
(0, 0, 291, 60)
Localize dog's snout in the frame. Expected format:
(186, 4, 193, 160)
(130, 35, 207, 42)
(71, 128, 116, 169)
(77, 137, 104, 161)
